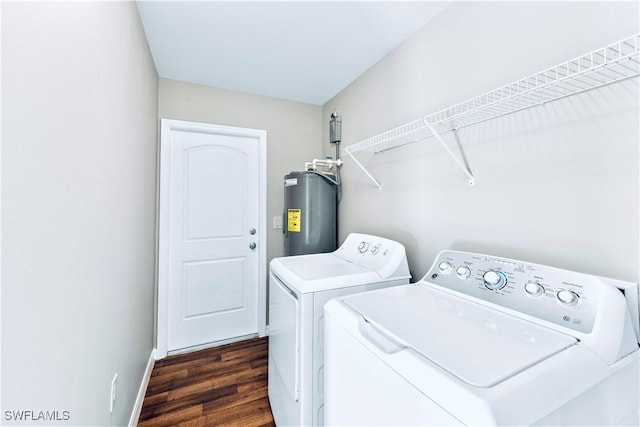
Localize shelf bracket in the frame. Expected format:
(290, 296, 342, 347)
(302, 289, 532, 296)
(425, 123, 475, 186)
(344, 147, 383, 192)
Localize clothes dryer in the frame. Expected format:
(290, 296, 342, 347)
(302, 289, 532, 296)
(268, 233, 410, 426)
(324, 250, 639, 426)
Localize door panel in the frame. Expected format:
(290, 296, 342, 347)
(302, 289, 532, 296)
(159, 120, 266, 354)
(182, 258, 246, 319)
(184, 146, 246, 240)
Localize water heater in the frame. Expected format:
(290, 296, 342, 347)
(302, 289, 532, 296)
(283, 171, 337, 256)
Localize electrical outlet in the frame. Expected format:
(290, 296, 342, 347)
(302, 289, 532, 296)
(110, 373, 118, 413)
(273, 216, 283, 229)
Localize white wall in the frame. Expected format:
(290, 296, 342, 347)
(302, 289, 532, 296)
(324, 1, 639, 282)
(2, 2, 158, 426)
(158, 79, 323, 267)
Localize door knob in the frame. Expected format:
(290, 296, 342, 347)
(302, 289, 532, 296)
(249, 242, 257, 250)
(249, 228, 256, 235)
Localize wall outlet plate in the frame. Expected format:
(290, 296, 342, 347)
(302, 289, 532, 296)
(273, 216, 283, 229)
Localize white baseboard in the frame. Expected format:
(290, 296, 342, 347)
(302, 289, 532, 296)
(128, 349, 156, 427)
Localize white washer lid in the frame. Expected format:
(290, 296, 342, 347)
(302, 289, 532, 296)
(343, 284, 578, 387)
(271, 254, 381, 293)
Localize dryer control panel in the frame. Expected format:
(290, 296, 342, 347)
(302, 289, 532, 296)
(422, 251, 612, 334)
(335, 233, 411, 280)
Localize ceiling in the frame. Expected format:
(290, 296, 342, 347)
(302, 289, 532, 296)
(136, 1, 452, 105)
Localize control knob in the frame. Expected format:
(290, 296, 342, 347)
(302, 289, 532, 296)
(483, 270, 507, 291)
(358, 242, 369, 253)
(456, 266, 471, 279)
(438, 262, 453, 274)
(524, 281, 545, 297)
(557, 290, 579, 306)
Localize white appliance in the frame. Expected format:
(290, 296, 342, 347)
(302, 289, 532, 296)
(324, 250, 640, 426)
(268, 233, 411, 426)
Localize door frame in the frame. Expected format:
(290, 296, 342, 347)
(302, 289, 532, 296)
(156, 118, 267, 359)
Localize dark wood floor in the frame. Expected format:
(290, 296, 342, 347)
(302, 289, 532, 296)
(138, 337, 275, 427)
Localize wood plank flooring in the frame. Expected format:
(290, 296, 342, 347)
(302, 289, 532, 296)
(138, 337, 275, 427)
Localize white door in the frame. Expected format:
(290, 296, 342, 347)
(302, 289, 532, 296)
(158, 119, 267, 356)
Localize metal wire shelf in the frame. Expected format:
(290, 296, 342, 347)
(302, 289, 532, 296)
(342, 34, 640, 189)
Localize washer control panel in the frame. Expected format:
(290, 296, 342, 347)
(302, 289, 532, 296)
(423, 250, 600, 333)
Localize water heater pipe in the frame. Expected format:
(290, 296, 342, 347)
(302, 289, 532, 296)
(305, 158, 343, 171)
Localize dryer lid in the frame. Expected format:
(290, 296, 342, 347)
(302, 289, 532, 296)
(271, 254, 381, 293)
(275, 254, 372, 280)
(343, 284, 578, 387)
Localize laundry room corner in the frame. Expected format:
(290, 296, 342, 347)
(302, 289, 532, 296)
(3, 0, 639, 425)
(323, 0, 640, 283)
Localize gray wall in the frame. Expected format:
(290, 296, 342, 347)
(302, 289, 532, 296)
(324, 1, 639, 282)
(158, 78, 323, 267)
(2, 2, 158, 426)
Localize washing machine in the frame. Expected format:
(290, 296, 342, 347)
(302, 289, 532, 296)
(324, 250, 640, 426)
(268, 232, 411, 427)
